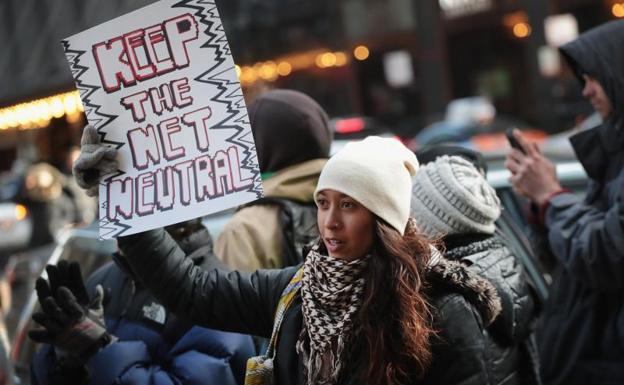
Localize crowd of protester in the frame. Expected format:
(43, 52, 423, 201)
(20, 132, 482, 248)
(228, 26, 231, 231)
(25, 19, 624, 385)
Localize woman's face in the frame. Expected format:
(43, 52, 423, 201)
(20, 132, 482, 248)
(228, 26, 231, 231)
(315, 189, 375, 261)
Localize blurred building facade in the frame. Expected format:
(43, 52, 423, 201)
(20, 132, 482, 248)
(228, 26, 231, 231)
(0, 0, 615, 170)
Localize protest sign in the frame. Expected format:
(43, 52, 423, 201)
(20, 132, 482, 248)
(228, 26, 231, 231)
(62, 0, 263, 239)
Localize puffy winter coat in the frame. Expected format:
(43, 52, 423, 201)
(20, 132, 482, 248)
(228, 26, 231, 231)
(31, 228, 256, 385)
(423, 234, 541, 385)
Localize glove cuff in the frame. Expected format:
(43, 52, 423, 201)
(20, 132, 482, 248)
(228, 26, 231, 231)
(55, 316, 113, 367)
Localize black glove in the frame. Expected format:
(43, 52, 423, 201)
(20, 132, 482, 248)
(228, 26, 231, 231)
(42, 261, 90, 306)
(29, 262, 115, 368)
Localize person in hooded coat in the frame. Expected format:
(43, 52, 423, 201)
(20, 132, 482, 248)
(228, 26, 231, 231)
(214, 89, 332, 271)
(30, 220, 255, 385)
(412, 155, 541, 385)
(505, 20, 624, 385)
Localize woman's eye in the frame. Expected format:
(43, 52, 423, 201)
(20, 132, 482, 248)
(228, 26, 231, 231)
(316, 199, 327, 207)
(341, 201, 354, 209)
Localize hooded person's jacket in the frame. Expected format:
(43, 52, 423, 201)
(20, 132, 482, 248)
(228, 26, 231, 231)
(536, 20, 624, 385)
(117, 228, 509, 385)
(31, 226, 256, 385)
(422, 234, 541, 385)
(215, 158, 324, 271)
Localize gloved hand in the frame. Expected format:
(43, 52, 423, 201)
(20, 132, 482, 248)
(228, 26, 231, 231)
(72, 125, 118, 197)
(29, 261, 116, 368)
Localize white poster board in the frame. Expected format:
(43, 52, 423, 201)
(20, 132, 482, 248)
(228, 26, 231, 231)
(62, 0, 262, 239)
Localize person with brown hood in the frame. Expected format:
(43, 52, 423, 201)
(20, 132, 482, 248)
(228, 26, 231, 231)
(215, 89, 332, 271)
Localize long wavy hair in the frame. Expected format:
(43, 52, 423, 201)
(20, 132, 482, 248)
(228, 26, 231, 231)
(355, 217, 435, 385)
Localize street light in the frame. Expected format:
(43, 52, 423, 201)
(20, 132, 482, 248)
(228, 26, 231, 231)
(353, 45, 370, 61)
(513, 22, 531, 38)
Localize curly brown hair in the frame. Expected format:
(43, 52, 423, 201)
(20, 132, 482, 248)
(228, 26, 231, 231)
(355, 218, 435, 385)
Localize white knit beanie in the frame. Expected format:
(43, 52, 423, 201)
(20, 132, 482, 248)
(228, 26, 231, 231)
(314, 136, 418, 235)
(411, 155, 501, 238)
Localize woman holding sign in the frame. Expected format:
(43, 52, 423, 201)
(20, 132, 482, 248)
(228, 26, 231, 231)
(59, 135, 435, 384)
(36, 131, 508, 384)
(113, 136, 436, 385)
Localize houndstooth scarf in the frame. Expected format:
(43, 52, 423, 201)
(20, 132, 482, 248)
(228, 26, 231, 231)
(296, 249, 370, 385)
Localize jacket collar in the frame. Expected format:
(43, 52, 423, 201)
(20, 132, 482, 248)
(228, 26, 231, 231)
(262, 158, 326, 202)
(569, 120, 624, 181)
(427, 256, 502, 327)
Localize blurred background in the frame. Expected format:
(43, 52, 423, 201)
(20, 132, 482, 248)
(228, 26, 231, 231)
(0, 0, 617, 383)
(0, 0, 615, 168)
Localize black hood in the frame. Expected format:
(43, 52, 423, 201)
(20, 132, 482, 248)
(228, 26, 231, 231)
(248, 89, 332, 173)
(560, 20, 624, 178)
(559, 20, 624, 121)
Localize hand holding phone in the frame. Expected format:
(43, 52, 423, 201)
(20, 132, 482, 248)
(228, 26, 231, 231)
(506, 128, 526, 154)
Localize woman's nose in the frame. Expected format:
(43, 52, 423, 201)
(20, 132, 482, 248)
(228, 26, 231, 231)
(324, 208, 340, 229)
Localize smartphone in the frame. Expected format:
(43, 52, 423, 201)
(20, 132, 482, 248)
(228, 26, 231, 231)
(506, 128, 526, 154)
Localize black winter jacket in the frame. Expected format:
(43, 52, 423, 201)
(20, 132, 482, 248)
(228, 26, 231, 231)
(536, 20, 624, 385)
(423, 235, 541, 385)
(119, 229, 304, 385)
(118, 229, 518, 385)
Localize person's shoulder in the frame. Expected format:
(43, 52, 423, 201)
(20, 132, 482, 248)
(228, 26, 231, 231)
(219, 204, 282, 243)
(227, 204, 281, 227)
(427, 257, 502, 329)
(430, 286, 478, 319)
(429, 291, 488, 347)
(463, 243, 511, 273)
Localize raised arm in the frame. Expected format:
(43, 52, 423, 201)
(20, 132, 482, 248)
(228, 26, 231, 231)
(117, 228, 297, 337)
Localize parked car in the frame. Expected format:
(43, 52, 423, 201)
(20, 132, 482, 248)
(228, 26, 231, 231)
(0, 163, 95, 260)
(328, 115, 388, 140)
(329, 116, 394, 155)
(2, 244, 55, 342)
(0, 320, 14, 385)
(409, 115, 548, 150)
(0, 203, 32, 261)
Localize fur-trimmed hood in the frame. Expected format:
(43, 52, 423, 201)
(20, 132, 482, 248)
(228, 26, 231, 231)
(427, 252, 502, 327)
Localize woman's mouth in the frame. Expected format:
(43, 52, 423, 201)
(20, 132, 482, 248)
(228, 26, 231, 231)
(324, 238, 344, 253)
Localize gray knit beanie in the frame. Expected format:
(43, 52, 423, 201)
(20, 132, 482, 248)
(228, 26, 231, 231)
(411, 155, 501, 238)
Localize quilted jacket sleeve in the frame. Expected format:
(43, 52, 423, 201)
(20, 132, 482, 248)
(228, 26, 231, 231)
(87, 326, 255, 385)
(422, 294, 489, 385)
